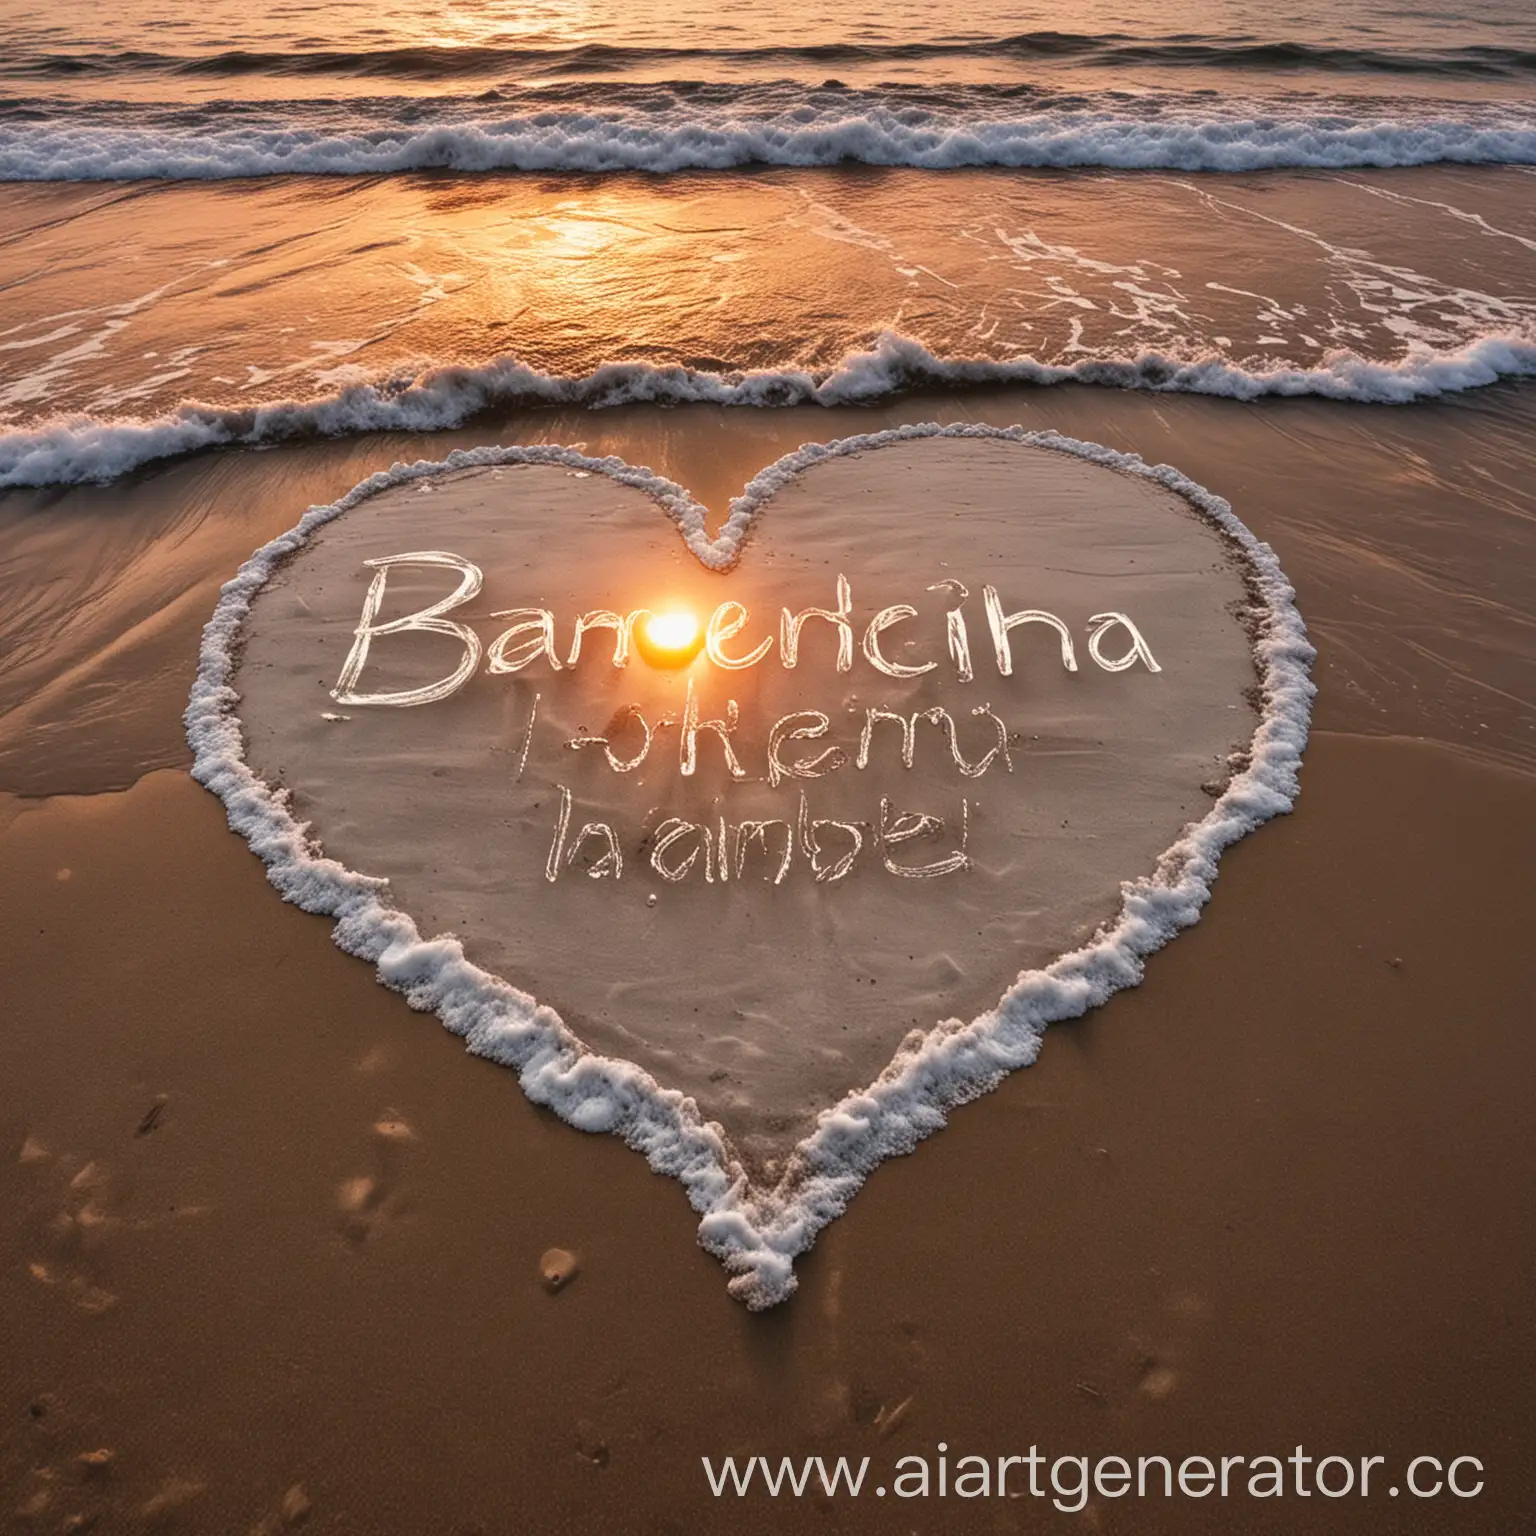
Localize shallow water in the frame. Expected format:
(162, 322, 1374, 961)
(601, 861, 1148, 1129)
(2, 166, 1535, 438)
(2, 0, 1534, 471)
(3, 0, 1536, 186)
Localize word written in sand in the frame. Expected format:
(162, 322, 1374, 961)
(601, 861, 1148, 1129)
(329, 553, 1161, 708)
(560, 687, 1013, 783)
(547, 788, 973, 887)
(326, 552, 1164, 889)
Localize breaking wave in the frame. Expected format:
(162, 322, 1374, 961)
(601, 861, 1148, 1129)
(5, 103, 1535, 181)
(4, 330, 1534, 489)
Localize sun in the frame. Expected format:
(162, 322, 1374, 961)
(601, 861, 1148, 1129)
(635, 609, 704, 668)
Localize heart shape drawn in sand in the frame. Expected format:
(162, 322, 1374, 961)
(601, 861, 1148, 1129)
(188, 424, 1312, 1307)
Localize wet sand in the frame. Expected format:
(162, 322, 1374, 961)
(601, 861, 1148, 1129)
(3, 385, 1532, 797)
(1, 732, 1532, 1532)
(227, 437, 1263, 1162)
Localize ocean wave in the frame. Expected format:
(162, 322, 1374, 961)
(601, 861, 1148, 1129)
(4, 103, 1536, 180)
(9, 34, 1536, 83)
(3, 331, 1534, 490)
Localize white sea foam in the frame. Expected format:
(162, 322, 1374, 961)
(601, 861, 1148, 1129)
(5, 330, 1534, 490)
(3, 109, 1536, 182)
(185, 423, 1315, 1307)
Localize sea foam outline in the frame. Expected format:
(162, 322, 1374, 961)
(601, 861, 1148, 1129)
(185, 422, 1314, 1307)
(6, 328, 1536, 490)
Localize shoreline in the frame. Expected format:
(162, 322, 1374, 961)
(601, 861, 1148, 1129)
(3, 384, 1533, 801)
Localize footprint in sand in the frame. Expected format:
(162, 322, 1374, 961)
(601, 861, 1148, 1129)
(20, 1147, 119, 1315)
(1131, 1290, 1213, 1401)
(249, 1482, 312, 1533)
(1136, 1358, 1181, 1401)
(139, 1476, 208, 1529)
(335, 1114, 417, 1243)
(10, 1393, 217, 1535)
(353, 1043, 393, 1076)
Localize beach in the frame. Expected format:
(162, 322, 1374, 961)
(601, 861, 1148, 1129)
(2, 0, 1535, 1526)
(3, 731, 1532, 1531)
(3, 388, 1533, 1529)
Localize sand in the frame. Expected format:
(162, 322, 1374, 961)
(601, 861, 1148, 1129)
(1, 733, 1531, 1532)
(1, 395, 1533, 1531)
